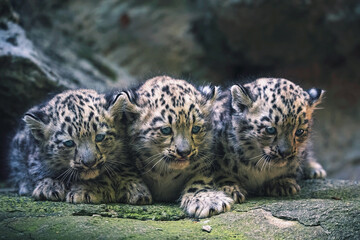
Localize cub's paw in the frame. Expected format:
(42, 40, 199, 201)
(32, 178, 65, 201)
(181, 190, 234, 218)
(265, 178, 300, 197)
(304, 162, 327, 179)
(123, 182, 152, 205)
(221, 185, 247, 203)
(66, 184, 114, 204)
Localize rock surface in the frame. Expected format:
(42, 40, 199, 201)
(0, 179, 359, 239)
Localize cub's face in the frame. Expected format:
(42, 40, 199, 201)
(123, 76, 217, 172)
(25, 90, 125, 181)
(230, 78, 324, 168)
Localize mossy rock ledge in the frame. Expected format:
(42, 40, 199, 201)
(0, 179, 359, 239)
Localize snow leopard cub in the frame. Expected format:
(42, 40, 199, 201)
(9, 89, 151, 204)
(119, 76, 234, 218)
(212, 78, 326, 202)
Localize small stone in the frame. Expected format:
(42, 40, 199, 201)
(92, 214, 101, 217)
(202, 225, 212, 233)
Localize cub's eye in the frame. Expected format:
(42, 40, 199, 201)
(192, 126, 201, 134)
(160, 127, 172, 135)
(95, 134, 106, 142)
(265, 127, 277, 135)
(63, 140, 75, 148)
(295, 129, 305, 136)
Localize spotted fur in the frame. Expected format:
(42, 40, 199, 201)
(9, 89, 151, 204)
(212, 78, 326, 202)
(120, 76, 233, 218)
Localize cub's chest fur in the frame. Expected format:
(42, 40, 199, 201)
(142, 169, 193, 202)
(221, 151, 298, 191)
(239, 161, 298, 192)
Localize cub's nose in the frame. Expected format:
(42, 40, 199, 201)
(78, 142, 98, 168)
(174, 136, 192, 158)
(81, 158, 97, 168)
(277, 147, 292, 158)
(176, 148, 192, 158)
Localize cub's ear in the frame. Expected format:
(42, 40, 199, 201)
(106, 93, 126, 122)
(198, 85, 219, 105)
(107, 90, 141, 121)
(122, 89, 141, 116)
(230, 84, 254, 112)
(307, 88, 325, 107)
(23, 109, 50, 141)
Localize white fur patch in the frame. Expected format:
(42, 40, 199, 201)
(200, 86, 213, 95)
(309, 88, 318, 98)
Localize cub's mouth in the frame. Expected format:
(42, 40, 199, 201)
(168, 157, 190, 170)
(78, 162, 105, 180)
(268, 154, 296, 167)
(79, 169, 101, 180)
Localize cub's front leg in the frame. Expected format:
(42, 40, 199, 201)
(114, 166, 152, 205)
(302, 159, 327, 179)
(32, 178, 66, 201)
(180, 175, 234, 218)
(301, 144, 327, 179)
(66, 177, 115, 204)
(263, 177, 300, 197)
(221, 184, 246, 203)
(215, 175, 247, 203)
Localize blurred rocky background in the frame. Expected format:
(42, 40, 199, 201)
(0, 0, 359, 181)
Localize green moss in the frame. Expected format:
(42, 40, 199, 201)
(0, 193, 185, 221)
(0, 179, 359, 239)
(72, 203, 186, 221)
(0, 193, 99, 218)
(1, 216, 245, 240)
(232, 198, 281, 212)
(1, 211, 325, 239)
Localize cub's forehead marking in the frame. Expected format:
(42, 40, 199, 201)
(138, 77, 200, 104)
(136, 77, 206, 127)
(42, 90, 108, 138)
(243, 78, 313, 128)
(248, 79, 309, 107)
